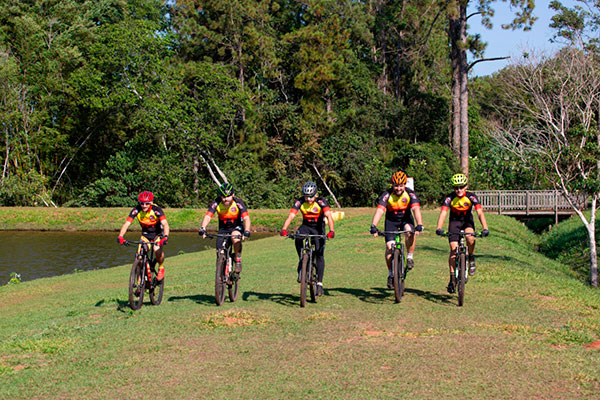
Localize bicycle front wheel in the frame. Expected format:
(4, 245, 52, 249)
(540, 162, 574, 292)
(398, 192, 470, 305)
(300, 253, 309, 307)
(129, 259, 145, 310)
(457, 252, 466, 306)
(215, 253, 227, 306)
(392, 249, 402, 303)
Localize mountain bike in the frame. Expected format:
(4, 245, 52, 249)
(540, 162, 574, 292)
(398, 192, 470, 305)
(125, 239, 164, 310)
(437, 230, 481, 307)
(203, 233, 238, 306)
(376, 230, 412, 303)
(287, 233, 328, 308)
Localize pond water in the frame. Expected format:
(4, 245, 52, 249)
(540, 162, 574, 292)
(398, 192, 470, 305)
(0, 231, 274, 285)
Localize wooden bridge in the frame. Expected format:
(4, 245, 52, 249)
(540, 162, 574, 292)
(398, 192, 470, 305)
(474, 190, 586, 223)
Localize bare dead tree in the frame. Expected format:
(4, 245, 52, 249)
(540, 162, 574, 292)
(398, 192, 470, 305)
(489, 48, 600, 287)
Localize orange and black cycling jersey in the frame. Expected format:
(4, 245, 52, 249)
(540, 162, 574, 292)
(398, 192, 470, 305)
(377, 188, 420, 223)
(441, 191, 482, 223)
(206, 197, 249, 230)
(290, 197, 330, 229)
(126, 204, 166, 237)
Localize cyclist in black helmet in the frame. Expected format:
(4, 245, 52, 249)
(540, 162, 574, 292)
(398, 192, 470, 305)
(199, 182, 251, 280)
(280, 181, 335, 296)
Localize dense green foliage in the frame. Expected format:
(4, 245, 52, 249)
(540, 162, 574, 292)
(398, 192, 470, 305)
(0, 0, 461, 208)
(0, 0, 570, 208)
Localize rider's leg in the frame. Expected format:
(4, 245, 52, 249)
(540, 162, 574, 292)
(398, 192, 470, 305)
(231, 231, 243, 274)
(154, 243, 166, 280)
(465, 227, 476, 274)
(404, 223, 416, 269)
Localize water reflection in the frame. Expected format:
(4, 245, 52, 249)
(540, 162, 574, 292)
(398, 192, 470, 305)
(0, 231, 274, 284)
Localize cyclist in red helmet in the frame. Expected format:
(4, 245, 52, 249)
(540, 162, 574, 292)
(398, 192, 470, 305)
(370, 170, 424, 289)
(117, 191, 170, 281)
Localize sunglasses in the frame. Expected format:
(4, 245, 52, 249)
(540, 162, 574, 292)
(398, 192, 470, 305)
(140, 202, 152, 205)
(454, 185, 467, 190)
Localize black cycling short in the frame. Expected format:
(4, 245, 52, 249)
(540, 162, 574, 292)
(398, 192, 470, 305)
(216, 226, 243, 250)
(447, 220, 475, 243)
(383, 218, 414, 242)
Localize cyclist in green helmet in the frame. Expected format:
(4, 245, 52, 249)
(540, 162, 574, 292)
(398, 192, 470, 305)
(199, 183, 251, 281)
(435, 173, 489, 293)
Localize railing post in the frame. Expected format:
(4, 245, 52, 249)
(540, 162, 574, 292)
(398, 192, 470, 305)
(498, 191, 502, 215)
(554, 191, 558, 225)
(526, 191, 530, 216)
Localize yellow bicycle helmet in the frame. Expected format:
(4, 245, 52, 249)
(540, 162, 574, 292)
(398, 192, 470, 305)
(451, 173, 468, 186)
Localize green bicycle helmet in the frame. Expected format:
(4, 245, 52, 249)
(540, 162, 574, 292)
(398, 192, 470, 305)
(451, 173, 468, 187)
(217, 182, 234, 197)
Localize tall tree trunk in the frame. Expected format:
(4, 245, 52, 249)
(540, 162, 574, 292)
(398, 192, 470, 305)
(458, 3, 469, 175)
(449, 13, 460, 158)
(589, 197, 599, 287)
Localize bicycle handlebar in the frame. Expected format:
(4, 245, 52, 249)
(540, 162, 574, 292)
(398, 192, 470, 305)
(437, 231, 482, 238)
(201, 233, 235, 239)
(125, 239, 160, 246)
(376, 230, 414, 235)
(287, 233, 328, 240)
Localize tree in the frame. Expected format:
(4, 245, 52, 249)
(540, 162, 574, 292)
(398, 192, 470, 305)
(447, 0, 535, 175)
(490, 48, 600, 287)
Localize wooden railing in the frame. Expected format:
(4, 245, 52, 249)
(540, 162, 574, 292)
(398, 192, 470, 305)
(474, 190, 586, 220)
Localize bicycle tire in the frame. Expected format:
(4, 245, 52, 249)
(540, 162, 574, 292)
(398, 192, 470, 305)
(392, 248, 402, 303)
(128, 259, 145, 310)
(228, 274, 239, 302)
(457, 252, 466, 306)
(399, 245, 406, 296)
(300, 253, 309, 308)
(215, 253, 227, 306)
(309, 259, 317, 303)
(149, 263, 164, 306)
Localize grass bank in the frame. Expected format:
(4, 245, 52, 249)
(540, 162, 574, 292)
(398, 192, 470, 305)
(0, 206, 291, 232)
(1, 210, 599, 399)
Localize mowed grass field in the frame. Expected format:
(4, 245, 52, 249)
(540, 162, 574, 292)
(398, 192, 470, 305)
(1, 210, 599, 399)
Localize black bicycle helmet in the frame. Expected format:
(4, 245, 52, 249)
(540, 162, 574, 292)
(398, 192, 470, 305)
(217, 182, 234, 197)
(302, 181, 318, 197)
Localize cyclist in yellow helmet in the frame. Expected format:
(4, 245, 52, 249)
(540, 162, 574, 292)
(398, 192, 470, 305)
(435, 173, 489, 293)
(370, 170, 424, 289)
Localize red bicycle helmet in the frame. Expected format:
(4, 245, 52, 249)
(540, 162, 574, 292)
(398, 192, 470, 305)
(391, 170, 407, 185)
(138, 191, 154, 203)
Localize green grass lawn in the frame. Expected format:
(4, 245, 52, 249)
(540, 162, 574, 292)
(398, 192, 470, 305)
(1, 210, 599, 399)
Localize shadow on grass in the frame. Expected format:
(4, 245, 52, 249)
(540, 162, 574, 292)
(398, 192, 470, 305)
(167, 294, 216, 305)
(326, 286, 455, 305)
(403, 287, 454, 305)
(242, 291, 299, 307)
(326, 287, 391, 304)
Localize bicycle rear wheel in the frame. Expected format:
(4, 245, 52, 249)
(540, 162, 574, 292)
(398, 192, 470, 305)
(215, 253, 227, 306)
(309, 261, 317, 303)
(457, 252, 466, 306)
(129, 259, 145, 310)
(300, 253, 309, 307)
(228, 273, 239, 302)
(149, 262, 164, 306)
(392, 249, 402, 303)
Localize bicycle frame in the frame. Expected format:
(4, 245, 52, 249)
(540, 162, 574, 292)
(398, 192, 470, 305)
(127, 240, 159, 288)
(376, 230, 412, 303)
(287, 233, 327, 307)
(203, 232, 238, 306)
(439, 230, 481, 306)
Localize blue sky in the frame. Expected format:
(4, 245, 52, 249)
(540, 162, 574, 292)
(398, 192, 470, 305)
(468, 0, 579, 76)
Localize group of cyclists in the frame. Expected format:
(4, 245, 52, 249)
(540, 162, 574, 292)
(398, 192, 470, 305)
(117, 171, 489, 297)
